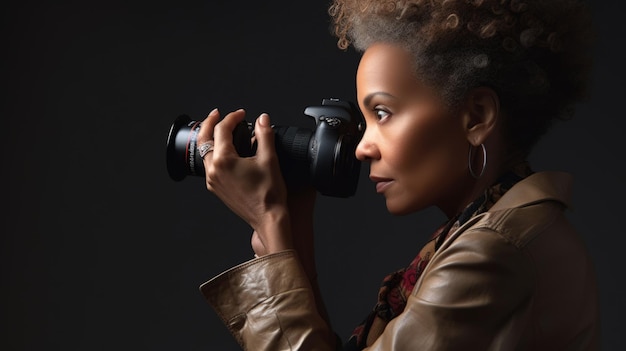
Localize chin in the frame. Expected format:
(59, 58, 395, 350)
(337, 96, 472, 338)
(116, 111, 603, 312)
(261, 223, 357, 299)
(384, 190, 434, 216)
(385, 199, 419, 216)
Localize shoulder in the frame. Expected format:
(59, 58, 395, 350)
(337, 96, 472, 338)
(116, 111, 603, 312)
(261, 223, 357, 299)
(417, 171, 577, 296)
(468, 199, 568, 249)
(465, 170, 575, 249)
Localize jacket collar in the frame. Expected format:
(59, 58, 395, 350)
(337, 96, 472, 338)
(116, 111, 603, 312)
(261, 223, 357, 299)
(489, 171, 573, 212)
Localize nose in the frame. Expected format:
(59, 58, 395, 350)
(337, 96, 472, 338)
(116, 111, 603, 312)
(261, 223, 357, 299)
(355, 130, 379, 161)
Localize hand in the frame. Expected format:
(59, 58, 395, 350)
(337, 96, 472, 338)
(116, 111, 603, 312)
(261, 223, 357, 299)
(197, 108, 293, 254)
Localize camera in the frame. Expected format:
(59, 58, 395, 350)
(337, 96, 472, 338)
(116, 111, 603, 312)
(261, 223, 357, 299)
(165, 98, 364, 198)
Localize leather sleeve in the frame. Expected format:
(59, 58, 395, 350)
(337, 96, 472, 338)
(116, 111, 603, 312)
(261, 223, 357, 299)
(199, 250, 337, 351)
(363, 227, 535, 350)
(200, 228, 533, 351)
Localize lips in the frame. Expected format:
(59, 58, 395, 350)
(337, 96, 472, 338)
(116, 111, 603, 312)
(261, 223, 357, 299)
(370, 175, 394, 193)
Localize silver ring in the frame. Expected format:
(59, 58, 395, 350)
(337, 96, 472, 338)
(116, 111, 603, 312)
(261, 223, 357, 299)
(197, 141, 214, 159)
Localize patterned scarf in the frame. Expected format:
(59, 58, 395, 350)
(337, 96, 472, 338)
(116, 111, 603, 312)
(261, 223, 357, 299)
(344, 165, 531, 350)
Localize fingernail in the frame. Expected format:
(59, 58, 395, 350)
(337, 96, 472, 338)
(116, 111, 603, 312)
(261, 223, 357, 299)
(258, 113, 269, 127)
(208, 108, 218, 116)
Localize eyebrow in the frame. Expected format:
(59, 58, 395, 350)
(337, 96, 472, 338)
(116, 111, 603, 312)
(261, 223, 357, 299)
(362, 92, 395, 106)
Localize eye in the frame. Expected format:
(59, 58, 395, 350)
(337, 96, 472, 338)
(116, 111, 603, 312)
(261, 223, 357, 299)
(374, 106, 391, 122)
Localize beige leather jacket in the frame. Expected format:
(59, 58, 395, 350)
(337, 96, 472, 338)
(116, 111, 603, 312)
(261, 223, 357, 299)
(200, 172, 601, 350)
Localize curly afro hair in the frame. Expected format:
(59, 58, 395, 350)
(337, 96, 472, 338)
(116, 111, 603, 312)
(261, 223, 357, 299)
(328, 0, 595, 156)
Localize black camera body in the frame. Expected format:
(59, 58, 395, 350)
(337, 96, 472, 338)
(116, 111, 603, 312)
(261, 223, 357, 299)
(166, 98, 364, 198)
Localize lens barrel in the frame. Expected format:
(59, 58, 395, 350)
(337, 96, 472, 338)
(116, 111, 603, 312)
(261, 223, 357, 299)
(166, 115, 203, 181)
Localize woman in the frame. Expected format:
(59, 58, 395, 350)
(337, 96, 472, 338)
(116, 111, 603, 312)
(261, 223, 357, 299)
(195, 0, 600, 350)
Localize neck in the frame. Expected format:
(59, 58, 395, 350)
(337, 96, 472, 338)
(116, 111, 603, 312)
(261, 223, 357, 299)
(440, 156, 528, 219)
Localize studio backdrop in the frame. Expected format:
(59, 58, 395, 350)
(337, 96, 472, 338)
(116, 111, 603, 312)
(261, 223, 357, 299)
(1, 1, 623, 350)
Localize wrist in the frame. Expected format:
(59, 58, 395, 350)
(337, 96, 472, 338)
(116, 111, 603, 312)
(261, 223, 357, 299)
(256, 207, 293, 253)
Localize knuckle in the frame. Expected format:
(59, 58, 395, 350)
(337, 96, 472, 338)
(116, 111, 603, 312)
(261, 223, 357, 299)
(205, 155, 235, 180)
(206, 164, 219, 181)
(211, 154, 231, 169)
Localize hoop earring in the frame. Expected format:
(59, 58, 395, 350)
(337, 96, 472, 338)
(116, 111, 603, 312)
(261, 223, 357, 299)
(468, 143, 487, 179)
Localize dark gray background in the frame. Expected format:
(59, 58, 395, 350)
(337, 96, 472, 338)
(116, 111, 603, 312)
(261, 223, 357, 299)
(2, 0, 624, 350)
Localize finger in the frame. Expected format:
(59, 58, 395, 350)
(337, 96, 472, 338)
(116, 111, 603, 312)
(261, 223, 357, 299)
(253, 113, 277, 162)
(213, 109, 246, 156)
(198, 109, 220, 192)
(197, 108, 220, 145)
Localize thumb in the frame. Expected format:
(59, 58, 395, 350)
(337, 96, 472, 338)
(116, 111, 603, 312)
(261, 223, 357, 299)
(254, 113, 277, 160)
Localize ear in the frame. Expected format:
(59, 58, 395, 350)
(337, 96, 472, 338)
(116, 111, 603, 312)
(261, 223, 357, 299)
(461, 87, 500, 146)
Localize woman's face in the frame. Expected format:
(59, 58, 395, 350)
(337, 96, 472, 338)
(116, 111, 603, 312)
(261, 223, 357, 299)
(355, 42, 470, 216)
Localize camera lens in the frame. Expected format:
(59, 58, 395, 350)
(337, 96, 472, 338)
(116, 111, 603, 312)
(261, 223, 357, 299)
(166, 115, 254, 181)
(166, 115, 202, 181)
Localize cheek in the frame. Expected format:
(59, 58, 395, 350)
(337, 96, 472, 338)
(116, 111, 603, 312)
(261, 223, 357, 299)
(390, 115, 468, 202)
(394, 112, 464, 170)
